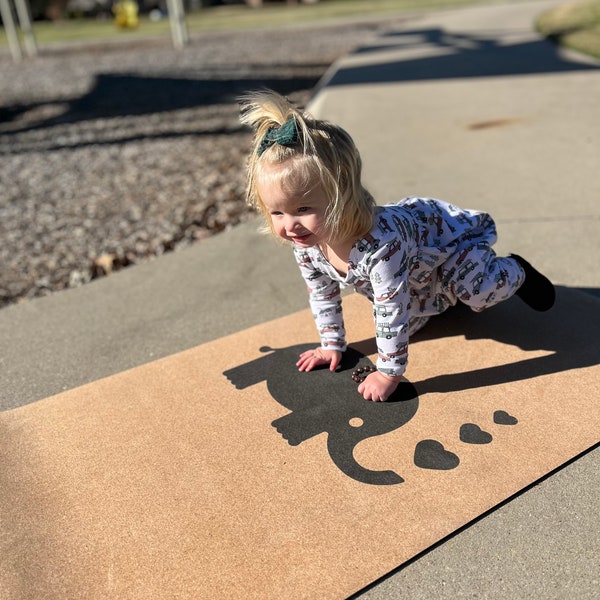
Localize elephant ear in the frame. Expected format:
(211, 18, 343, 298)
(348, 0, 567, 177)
(343, 377, 419, 438)
(261, 343, 367, 440)
(256, 343, 362, 412)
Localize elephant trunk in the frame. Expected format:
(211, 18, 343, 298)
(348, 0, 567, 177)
(327, 434, 404, 485)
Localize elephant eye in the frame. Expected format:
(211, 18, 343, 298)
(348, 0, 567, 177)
(349, 418, 364, 428)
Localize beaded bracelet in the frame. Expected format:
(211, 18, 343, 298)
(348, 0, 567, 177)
(351, 365, 376, 384)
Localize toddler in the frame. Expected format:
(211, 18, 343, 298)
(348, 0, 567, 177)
(241, 90, 555, 402)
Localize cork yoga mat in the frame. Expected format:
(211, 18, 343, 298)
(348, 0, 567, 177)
(1, 287, 598, 599)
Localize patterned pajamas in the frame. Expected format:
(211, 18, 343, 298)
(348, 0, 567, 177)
(294, 197, 525, 378)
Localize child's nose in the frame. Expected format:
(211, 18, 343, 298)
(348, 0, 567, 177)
(285, 215, 300, 231)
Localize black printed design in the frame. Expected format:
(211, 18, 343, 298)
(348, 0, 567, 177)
(224, 343, 418, 486)
(414, 440, 460, 470)
(494, 410, 519, 425)
(225, 344, 520, 483)
(459, 423, 493, 444)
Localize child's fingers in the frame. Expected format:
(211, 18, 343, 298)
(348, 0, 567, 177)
(297, 349, 342, 372)
(296, 353, 312, 367)
(296, 350, 317, 367)
(357, 381, 373, 399)
(296, 357, 314, 371)
(329, 352, 341, 371)
(357, 374, 388, 402)
(297, 352, 324, 372)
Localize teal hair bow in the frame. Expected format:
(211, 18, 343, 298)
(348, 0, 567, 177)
(258, 117, 300, 156)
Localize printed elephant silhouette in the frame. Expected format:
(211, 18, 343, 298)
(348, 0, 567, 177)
(224, 343, 419, 485)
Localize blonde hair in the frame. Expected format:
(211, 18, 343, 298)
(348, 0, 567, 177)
(240, 89, 375, 243)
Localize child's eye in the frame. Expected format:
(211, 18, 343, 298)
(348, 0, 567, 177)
(270, 211, 283, 216)
(298, 207, 310, 213)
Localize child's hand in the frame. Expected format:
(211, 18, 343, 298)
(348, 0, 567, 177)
(297, 348, 342, 373)
(358, 371, 403, 402)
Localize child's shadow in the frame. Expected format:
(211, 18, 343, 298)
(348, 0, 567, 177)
(407, 286, 599, 395)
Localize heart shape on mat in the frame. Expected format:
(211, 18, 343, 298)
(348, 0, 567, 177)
(414, 439, 460, 470)
(459, 423, 493, 444)
(494, 410, 518, 425)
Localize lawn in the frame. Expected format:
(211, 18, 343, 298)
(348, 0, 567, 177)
(536, 0, 600, 59)
(1, 0, 523, 48)
(3, 0, 599, 61)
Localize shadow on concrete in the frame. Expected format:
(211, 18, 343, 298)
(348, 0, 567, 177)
(326, 28, 599, 87)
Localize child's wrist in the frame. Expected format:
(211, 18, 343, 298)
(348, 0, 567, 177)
(379, 372, 403, 382)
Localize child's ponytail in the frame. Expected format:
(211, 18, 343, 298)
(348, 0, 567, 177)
(240, 90, 311, 161)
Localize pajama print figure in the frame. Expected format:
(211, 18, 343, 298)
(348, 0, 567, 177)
(294, 197, 525, 378)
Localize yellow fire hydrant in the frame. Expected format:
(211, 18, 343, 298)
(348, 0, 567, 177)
(113, 1, 139, 29)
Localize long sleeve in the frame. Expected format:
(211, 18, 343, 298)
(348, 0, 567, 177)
(350, 209, 416, 377)
(294, 249, 347, 351)
(367, 245, 411, 377)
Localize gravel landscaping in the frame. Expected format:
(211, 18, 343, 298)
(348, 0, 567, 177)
(0, 20, 389, 309)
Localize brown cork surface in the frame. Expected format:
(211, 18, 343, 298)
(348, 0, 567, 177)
(1, 287, 598, 599)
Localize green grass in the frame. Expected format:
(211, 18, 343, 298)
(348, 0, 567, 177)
(536, 0, 600, 59)
(7, 0, 598, 60)
(1, 0, 515, 49)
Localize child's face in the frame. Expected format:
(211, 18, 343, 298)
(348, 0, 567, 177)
(257, 162, 330, 248)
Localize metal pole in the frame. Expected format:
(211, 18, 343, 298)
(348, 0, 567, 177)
(0, 0, 23, 61)
(166, 0, 189, 50)
(14, 0, 37, 56)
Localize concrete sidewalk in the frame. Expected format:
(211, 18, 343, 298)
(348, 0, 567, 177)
(1, 0, 598, 597)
